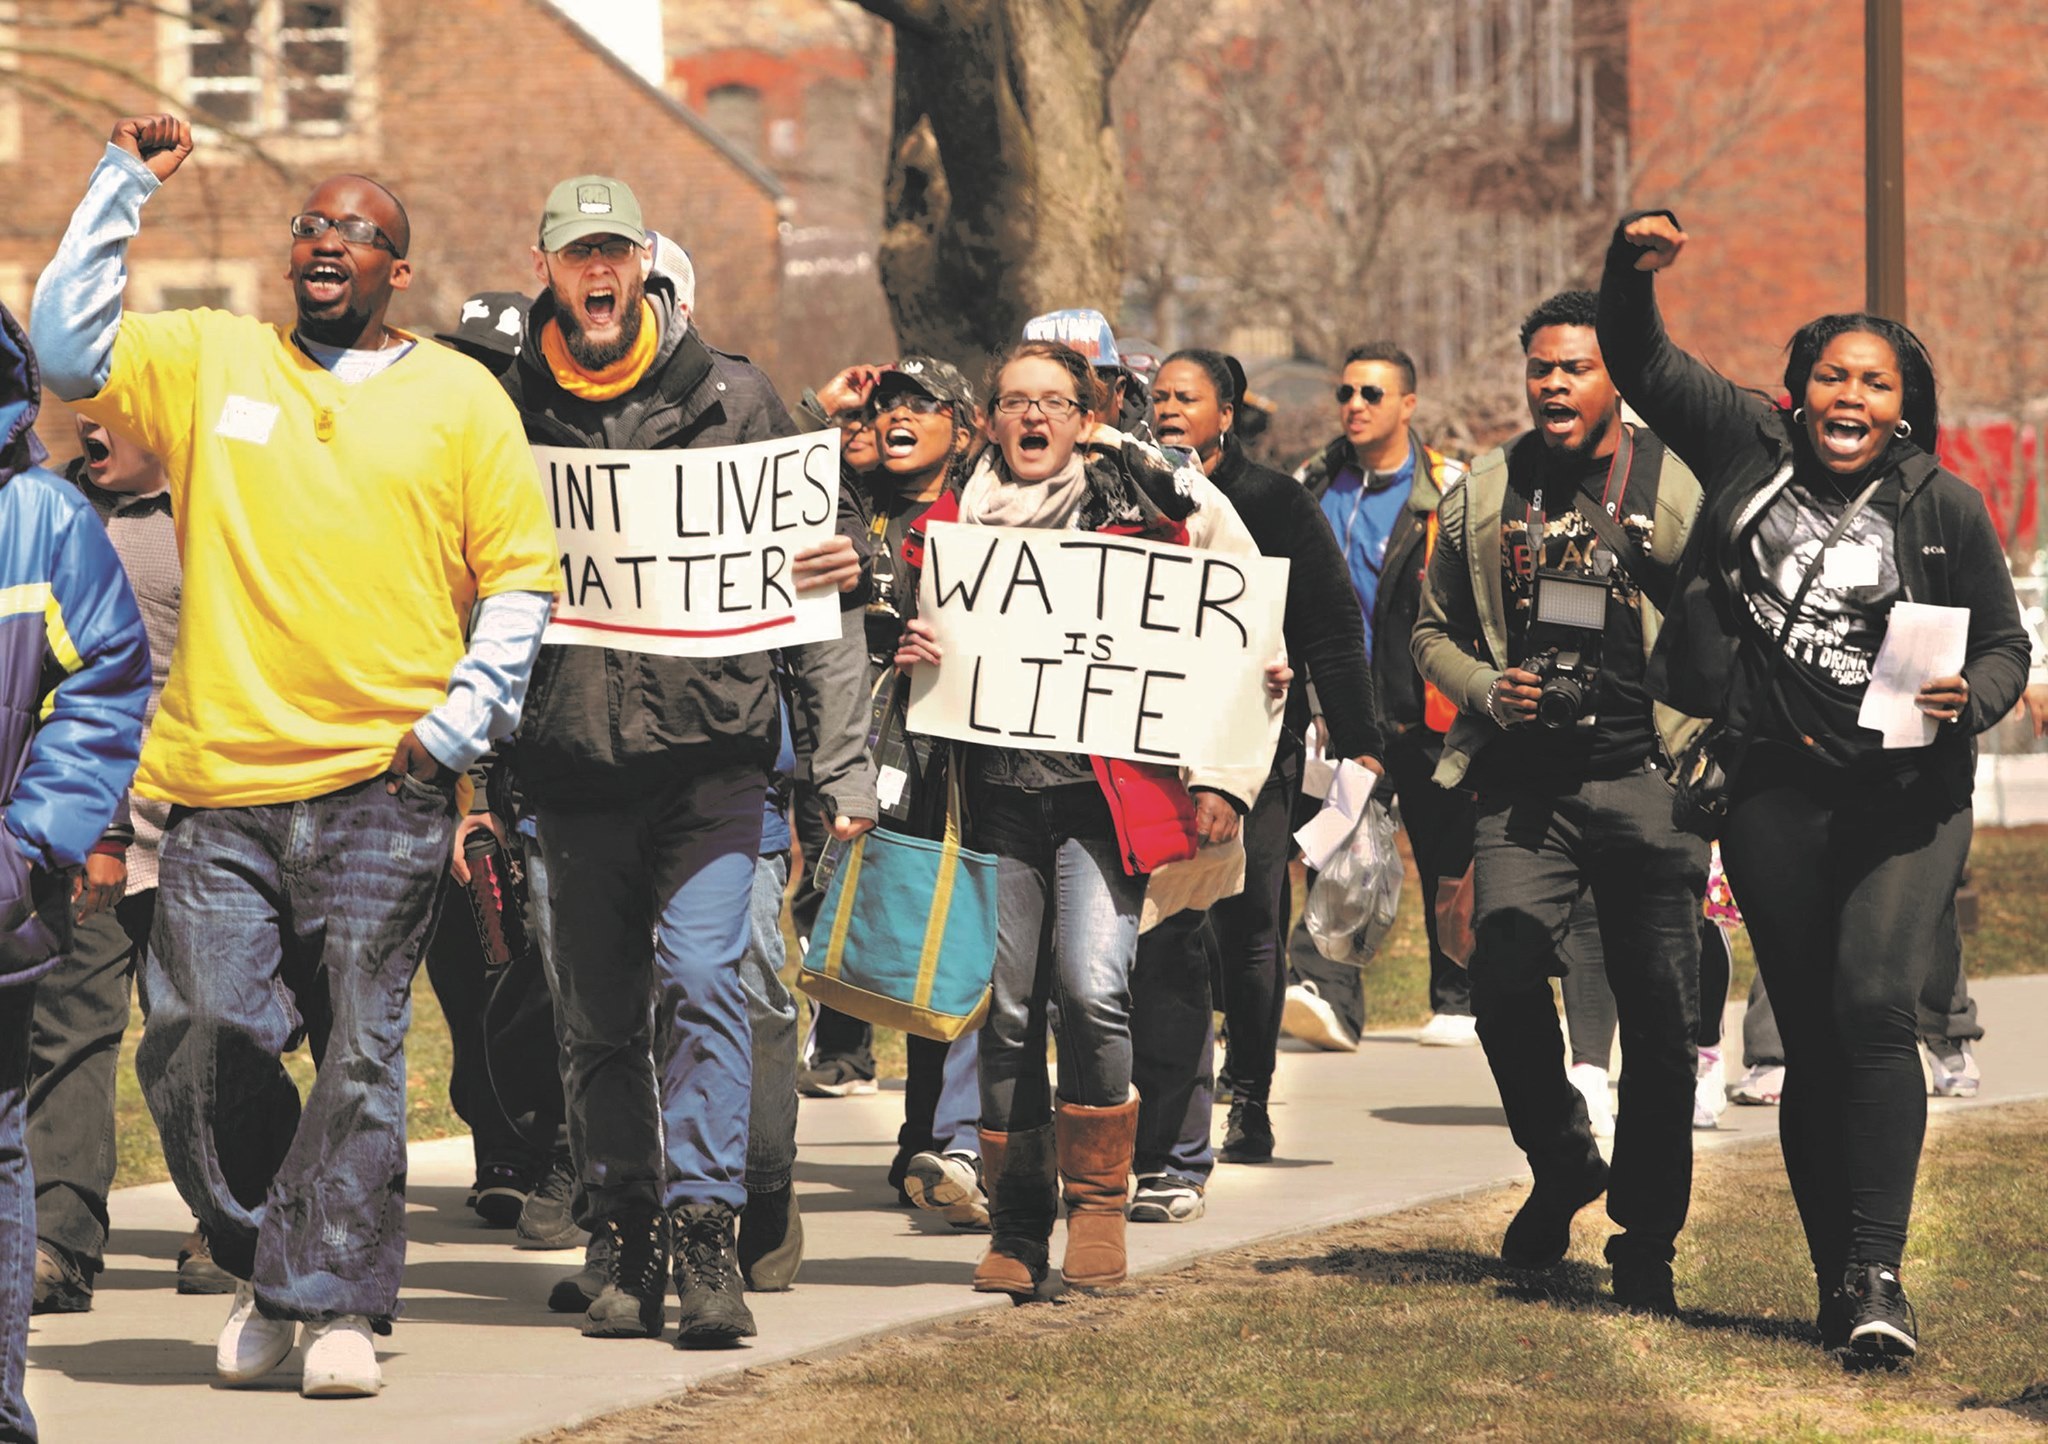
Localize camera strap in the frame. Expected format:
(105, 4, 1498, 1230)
(1562, 424, 1677, 613)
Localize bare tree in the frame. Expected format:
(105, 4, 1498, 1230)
(851, 0, 1154, 365)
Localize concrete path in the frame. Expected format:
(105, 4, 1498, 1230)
(27, 975, 2048, 1442)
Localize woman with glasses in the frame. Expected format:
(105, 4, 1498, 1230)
(1598, 211, 2029, 1365)
(894, 340, 1279, 1299)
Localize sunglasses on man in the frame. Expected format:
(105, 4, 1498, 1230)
(1335, 383, 1387, 406)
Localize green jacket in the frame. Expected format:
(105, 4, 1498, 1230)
(1410, 428, 1708, 789)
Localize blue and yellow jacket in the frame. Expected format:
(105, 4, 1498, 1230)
(0, 300, 149, 984)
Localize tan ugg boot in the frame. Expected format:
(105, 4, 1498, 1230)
(1055, 1095, 1139, 1289)
(971, 1124, 1056, 1298)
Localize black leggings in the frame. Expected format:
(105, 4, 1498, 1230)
(1718, 752, 1971, 1278)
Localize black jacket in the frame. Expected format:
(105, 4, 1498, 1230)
(1597, 215, 2030, 798)
(1211, 437, 1380, 765)
(502, 279, 873, 814)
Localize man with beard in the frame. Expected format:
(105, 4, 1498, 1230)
(32, 114, 561, 1398)
(499, 176, 874, 1349)
(1411, 290, 1709, 1314)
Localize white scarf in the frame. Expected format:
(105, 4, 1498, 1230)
(958, 446, 1089, 530)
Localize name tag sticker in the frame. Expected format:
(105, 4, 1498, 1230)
(1821, 543, 1882, 589)
(214, 395, 280, 445)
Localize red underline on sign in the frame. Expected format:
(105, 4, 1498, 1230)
(551, 615, 798, 639)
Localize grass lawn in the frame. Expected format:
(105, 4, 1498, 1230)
(547, 1100, 2048, 1443)
(106, 825, 2048, 1190)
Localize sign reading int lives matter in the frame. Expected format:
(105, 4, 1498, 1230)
(536, 431, 843, 659)
(906, 521, 1290, 768)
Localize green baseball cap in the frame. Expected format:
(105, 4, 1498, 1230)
(538, 175, 646, 252)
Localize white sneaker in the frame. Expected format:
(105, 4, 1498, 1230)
(1568, 1062, 1615, 1141)
(1693, 1046, 1726, 1130)
(1924, 1037, 1981, 1099)
(300, 1314, 382, 1398)
(216, 1281, 297, 1384)
(1282, 983, 1358, 1053)
(1417, 1012, 1479, 1047)
(903, 1149, 990, 1230)
(1730, 1062, 1785, 1106)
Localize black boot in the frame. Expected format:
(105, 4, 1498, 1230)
(670, 1202, 758, 1347)
(737, 1182, 803, 1292)
(548, 1225, 614, 1313)
(581, 1209, 668, 1339)
(1501, 1148, 1609, 1268)
(1218, 1096, 1274, 1163)
(1605, 1233, 1677, 1316)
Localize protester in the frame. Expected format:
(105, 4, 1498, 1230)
(1022, 309, 1152, 436)
(500, 174, 873, 1348)
(32, 114, 561, 1398)
(1412, 289, 1711, 1316)
(1126, 347, 1376, 1215)
(0, 298, 150, 1442)
(894, 339, 1281, 1297)
(25, 418, 176, 1315)
(1599, 211, 2029, 1362)
(1286, 343, 1474, 1051)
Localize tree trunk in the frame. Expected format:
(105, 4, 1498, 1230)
(859, 0, 1152, 370)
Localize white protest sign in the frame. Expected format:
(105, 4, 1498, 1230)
(536, 431, 843, 659)
(906, 521, 1290, 768)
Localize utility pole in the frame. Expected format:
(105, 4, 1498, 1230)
(1865, 0, 1906, 320)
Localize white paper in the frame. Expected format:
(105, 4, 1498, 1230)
(1857, 602, 1970, 748)
(1293, 759, 1380, 872)
(1300, 717, 1335, 799)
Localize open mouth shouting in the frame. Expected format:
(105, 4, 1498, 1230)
(1539, 400, 1579, 439)
(1016, 432, 1052, 457)
(1818, 413, 1872, 461)
(581, 284, 618, 331)
(297, 260, 351, 309)
(81, 431, 112, 469)
(881, 423, 921, 460)
(1154, 418, 1187, 446)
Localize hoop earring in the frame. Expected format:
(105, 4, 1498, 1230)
(1792, 406, 1807, 424)
(1895, 420, 1913, 441)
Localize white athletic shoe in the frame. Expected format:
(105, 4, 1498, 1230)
(216, 1281, 297, 1384)
(300, 1314, 382, 1398)
(1924, 1037, 1981, 1099)
(1281, 983, 1358, 1052)
(1730, 1062, 1786, 1106)
(1568, 1062, 1616, 1141)
(1417, 1012, 1480, 1047)
(1693, 1046, 1726, 1130)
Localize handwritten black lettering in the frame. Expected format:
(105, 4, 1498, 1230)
(1076, 662, 1137, 747)
(1000, 539, 1055, 615)
(675, 463, 713, 539)
(576, 555, 613, 610)
(1060, 538, 1148, 620)
(799, 441, 836, 526)
(965, 656, 1002, 735)
(667, 553, 714, 610)
(767, 448, 800, 532)
(1016, 657, 1060, 739)
(1196, 558, 1249, 646)
(1139, 551, 1195, 632)
(760, 546, 791, 609)
(1064, 632, 1089, 657)
(1133, 670, 1187, 758)
(618, 555, 656, 608)
(929, 531, 1000, 609)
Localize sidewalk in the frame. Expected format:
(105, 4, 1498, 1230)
(28, 975, 2048, 1442)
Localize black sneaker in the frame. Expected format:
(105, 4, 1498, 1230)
(548, 1227, 614, 1314)
(175, 1226, 238, 1296)
(797, 1055, 878, 1098)
(1606, 1236, 1677, 1316)
(670, 1202, 757, 1348)
(1218, 1097, 1274, 1163)
(1817, 1277, 1856, 1353)
(736, 1182, 803, 1292)
(581, 1209, 668, 1339)
(1844, 1263, 1918, 1367)
(516, 1152, 586, 1251)
(1500, 1154, 1609, 1268)
(31, 1244, 94, 1314)
(472, 1162, 532, 1229)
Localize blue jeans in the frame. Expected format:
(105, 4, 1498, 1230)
(969, 781, 1145, 1128)
(0, 985, 37, 1442)
(528, 765, 764, 1217)
(1129, 906, 1218, 1182)
(137, 775, 455, 1326)
(740, 852, 798, 1194)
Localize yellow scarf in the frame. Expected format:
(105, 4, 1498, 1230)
(540, 299, 659, 400)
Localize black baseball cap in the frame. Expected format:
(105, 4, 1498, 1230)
(435, 291, 530, 361)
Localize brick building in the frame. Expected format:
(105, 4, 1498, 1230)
(7, 0, 792, 458)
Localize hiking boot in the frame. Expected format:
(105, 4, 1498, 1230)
(1924, 1037, 1980, 1099)
(1281, 982, 1357, 1052)
(472, 1162, 532, 1229)
(516, 1151, 586, 1251)
(1128, 1174, 1206, 1223)
(797, 1055, 877, 1098)
(904, 1149, 991, 1230)
(31, 1243, 94, 1314)
(581, 1209, 668, 1339)
(1844, 1263, 1918, 1367)
(1418, 1012, 1479, 1047)
(973, 1125, 1056, 1299)
(670, 1202, 757, 1347)
(1501, 1152, 1609, 1268)
(547, 1227, 614, 1314)
(1568, 1062, 1615, 1141)
(1056, 1096, 1139, 1290)
(177, 1225, 238, 1295)
(737, 1181, 803, 1291)
(300, 1315, 381, 1397)
(1218, 1096, 1274, 1163)
(216, 1281, 297, 1384)
(1606, 1235, 1677, 1316)
(1730, 1062, 1785, 1106)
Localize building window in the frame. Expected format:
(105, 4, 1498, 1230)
(186, 0, 353, 136)
(704, 83, 765, 162)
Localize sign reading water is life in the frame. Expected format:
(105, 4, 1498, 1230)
(534, 431, 843, 659)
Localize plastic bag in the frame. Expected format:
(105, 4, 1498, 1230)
(1303, 798, 1403, 965)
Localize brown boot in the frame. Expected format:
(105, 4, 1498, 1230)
(972, 1124, 1056, 1298)
(1055, 1095, 1139, 1289)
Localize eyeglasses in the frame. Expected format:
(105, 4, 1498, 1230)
(555, 238, 641, 265)
(828, 409, 868, 429)
(993, 394, 1082, 419)
(290, 213, 400, 255)
(868, 392, 949, 418)
(1335, 383, 1387, 406)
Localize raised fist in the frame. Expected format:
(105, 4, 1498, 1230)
(1623, 213, 1687, 273)
(109, 114, 194, 183)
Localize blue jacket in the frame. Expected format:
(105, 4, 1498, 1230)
(0, 300, 150, 984)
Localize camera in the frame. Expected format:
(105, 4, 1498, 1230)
(1523, 564, 1610, 729)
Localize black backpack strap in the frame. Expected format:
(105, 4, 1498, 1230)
(1564, 425, 1678, 613)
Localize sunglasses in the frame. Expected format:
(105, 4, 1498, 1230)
(290, 213, 401, 255)
(1335, 383, 1387, 406)
(867, 392, 949, 418)
(556, 238, 641, 265)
